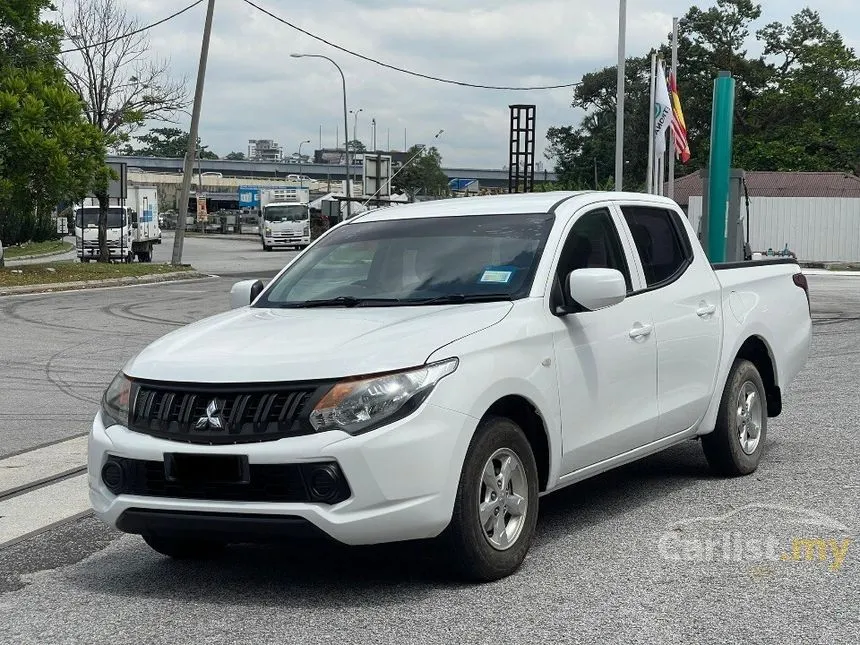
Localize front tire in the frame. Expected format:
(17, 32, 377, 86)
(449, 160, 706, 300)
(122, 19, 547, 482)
(444, 416, 539, 582)
(142, 535, 226, 560)
(702, 359, 768, 476)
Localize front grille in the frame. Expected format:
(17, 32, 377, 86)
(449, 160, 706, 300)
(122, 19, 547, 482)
(129, 380, 331, 444)
(110, 456, 350, 504)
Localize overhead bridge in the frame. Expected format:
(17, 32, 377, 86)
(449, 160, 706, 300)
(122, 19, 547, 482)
(107, 155, 556, 189)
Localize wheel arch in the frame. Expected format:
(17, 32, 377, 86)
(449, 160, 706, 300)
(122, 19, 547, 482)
(481, 395, 551, 492)
(735, 335, 782, 417)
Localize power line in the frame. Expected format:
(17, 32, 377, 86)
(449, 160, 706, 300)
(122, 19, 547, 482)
(59, 0, 205, 54)
(243, 0, 580, 91)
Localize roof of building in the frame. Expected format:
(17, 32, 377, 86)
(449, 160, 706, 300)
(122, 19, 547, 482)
(668, 171, 860, 206)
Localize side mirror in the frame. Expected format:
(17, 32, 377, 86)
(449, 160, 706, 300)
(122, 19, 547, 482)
(230, 279, 265, 308)
(567, 268, 626, 312)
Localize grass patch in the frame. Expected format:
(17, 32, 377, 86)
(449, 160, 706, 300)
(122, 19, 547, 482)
(4, 240, 74, 259)
(0, 261, 193, 288)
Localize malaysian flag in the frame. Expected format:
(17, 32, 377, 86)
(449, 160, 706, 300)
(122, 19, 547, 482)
(668, 72, 691, 163)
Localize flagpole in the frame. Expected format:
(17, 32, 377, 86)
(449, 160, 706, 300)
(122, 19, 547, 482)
(669, 17, 679, 200)
(614, 0, 627, 191)
(646, 51, 657, 194)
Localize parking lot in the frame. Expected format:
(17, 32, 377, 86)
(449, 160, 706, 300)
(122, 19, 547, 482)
(0, 238, 856, 643)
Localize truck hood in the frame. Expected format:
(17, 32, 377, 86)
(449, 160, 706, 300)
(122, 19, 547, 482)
(123, 302, 513, 383)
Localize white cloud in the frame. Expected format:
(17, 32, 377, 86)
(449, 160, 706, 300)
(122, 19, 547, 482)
(51, 0, 860, 168)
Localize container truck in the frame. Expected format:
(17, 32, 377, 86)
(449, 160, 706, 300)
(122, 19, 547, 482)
(260, 187, 311, 251)
(75, 186, 162, 263)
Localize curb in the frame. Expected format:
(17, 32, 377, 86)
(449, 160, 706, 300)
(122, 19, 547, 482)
(0, 270, 211, 297)
(4, 245, 76, 262)
(183, 233, 259, 241)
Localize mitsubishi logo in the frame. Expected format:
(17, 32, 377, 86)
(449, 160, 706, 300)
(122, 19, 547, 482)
(195, 399, 225, 430)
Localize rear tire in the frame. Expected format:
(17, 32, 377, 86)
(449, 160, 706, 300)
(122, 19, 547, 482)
(702, 359, 768, 476)
(142, 535, 226, 560)
(443, 416, 539, 582)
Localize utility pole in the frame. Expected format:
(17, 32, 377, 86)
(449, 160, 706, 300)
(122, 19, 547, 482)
(614, 0, 627, 191)
(172, 0, 216, 265)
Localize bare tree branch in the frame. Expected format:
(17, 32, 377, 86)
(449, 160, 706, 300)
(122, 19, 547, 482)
(60, 0, 190, 139)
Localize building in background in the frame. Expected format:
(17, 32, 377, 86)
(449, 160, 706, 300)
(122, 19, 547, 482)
(675, 170, 860, 263)
(248, 139, 283, 162)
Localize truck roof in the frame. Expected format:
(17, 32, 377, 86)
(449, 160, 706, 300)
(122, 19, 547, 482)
(354, 191, 680, 222)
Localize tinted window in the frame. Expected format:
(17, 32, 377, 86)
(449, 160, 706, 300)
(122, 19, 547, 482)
(621, 206, 690, 286)
(556, 208, 633, 297)
(257, 213, 555, 307)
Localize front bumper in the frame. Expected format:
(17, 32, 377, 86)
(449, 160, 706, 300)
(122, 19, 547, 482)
(88, 402, 477, 546)
(79, 246, 126, 258)
(264, 235, 310, 247)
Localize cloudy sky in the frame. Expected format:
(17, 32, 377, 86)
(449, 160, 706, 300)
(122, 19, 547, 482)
(51, 0, 860, 169)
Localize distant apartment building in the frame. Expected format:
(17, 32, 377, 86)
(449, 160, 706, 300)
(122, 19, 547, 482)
(248, 139, 282, 162)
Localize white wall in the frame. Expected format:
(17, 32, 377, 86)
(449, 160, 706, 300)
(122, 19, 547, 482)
(686, 196, 860, 262)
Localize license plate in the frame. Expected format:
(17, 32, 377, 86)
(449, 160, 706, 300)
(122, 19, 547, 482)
(164, 453, 250, 484)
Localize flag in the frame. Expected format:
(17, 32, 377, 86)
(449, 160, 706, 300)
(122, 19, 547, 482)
(669, 72, 692, 163)
(653, 59, 672, 155)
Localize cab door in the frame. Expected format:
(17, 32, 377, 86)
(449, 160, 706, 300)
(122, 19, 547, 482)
(547, 206, 659, 475)
(617, 203, 723, 437)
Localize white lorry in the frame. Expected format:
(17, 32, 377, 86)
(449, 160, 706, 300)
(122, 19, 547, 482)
(89, 191, 811, 581)
(75, 186, 162, 263)
(260, 187, 311, 251)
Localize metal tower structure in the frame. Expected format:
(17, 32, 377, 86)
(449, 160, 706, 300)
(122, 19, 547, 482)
(508, 105, 536, 193)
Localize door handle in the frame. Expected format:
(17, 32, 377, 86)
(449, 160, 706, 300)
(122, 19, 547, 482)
(697, 303, 717, 317)
(629, 323, 653, 339)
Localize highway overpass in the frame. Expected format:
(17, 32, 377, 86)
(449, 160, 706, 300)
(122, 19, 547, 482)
(107, 155, 557, 189)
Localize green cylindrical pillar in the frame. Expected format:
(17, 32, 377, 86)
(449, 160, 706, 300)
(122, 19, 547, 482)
(706, 71, 735, 263)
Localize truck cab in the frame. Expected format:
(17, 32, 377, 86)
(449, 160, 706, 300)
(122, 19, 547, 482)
(260, 188, 311, 251)
(74, 204, 136, 263)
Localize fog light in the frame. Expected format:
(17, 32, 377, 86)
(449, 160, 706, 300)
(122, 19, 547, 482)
(307, 464, 343, 503)
(101, 459, 124, 495)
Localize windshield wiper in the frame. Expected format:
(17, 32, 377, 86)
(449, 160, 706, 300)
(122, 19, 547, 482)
(407, 293, 514, 305)
(281, 296, 402, 308)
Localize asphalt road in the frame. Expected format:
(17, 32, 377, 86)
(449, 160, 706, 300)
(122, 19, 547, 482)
(0, 260, 857, 644)
(0, 233, 295, 457)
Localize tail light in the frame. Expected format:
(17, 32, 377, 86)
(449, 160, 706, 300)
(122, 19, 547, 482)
(792, 272, 810, 314)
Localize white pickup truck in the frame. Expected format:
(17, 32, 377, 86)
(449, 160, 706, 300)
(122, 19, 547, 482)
(89, 191, 811, 581)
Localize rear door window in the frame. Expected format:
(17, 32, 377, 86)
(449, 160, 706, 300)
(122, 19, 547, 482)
(621, 206, 692, 287)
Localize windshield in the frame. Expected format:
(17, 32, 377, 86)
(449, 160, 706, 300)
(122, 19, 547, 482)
(255, 212, 555, 307)
(76, 208, 125, 228)
(264, 205, 308, 222)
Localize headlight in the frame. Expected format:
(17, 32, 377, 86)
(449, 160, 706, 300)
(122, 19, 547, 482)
(101, 372, 132, 427)
(303, 225, 310, 236)
(310, 358, 458, 435)
(265, 227, 272, 235)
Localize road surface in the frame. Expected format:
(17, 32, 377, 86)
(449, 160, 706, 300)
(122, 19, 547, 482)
(0, 251, 856, 644)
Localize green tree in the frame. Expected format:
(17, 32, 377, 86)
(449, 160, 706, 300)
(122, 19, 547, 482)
(391, 145, 449, 197)
(740, 9, 860, 173)
(547, 54, 653, 189)
(225, 151, 246, 161)
(0, 0, 107, 250)
(60, 0, 188, 261)
(544, 1, 859, 186)
(124, 128, 218, 159)
(347, 139, 366, 153)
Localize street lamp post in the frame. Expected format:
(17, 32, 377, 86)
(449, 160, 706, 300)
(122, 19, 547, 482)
(290, 53, 351, 220)
(350, 108, 363, 190)
(297, 139, 311, 189)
